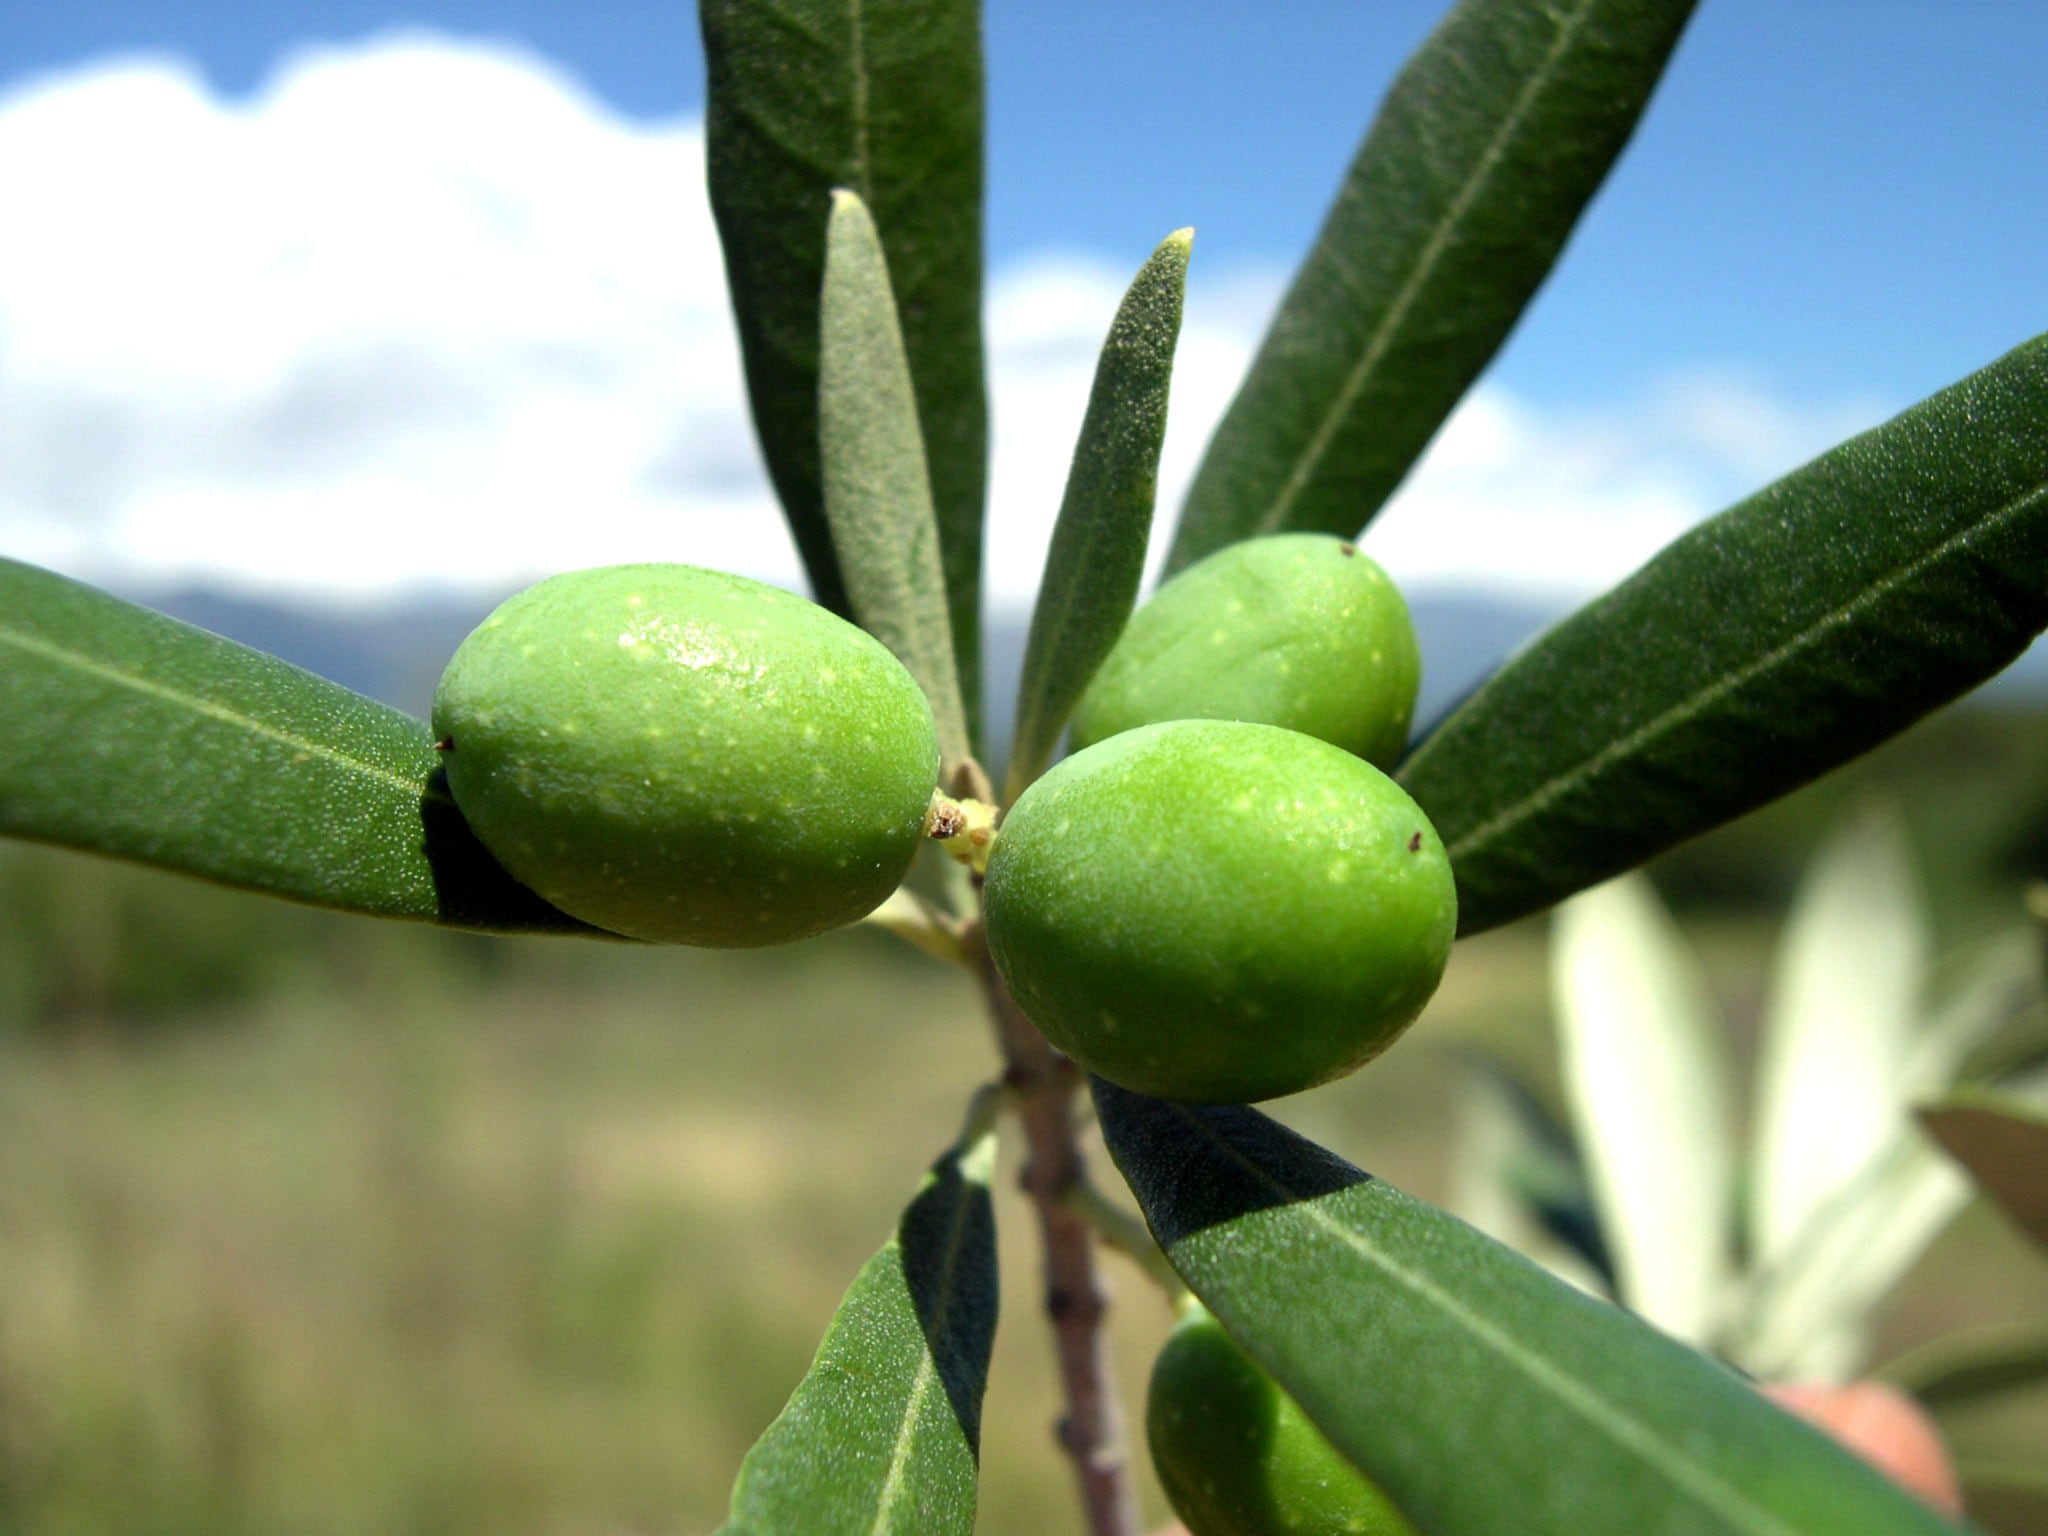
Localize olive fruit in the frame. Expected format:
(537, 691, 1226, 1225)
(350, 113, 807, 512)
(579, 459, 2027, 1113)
(983, 718, 1455, 1104)
(432, 563, 938, 947)
(1148, 1302, 1416, 1536)
(1071, 533, 1420, 768)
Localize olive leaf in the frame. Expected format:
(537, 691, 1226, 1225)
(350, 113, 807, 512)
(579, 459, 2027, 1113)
(1750, 805, 1928, 1272)
(1399, 331, 2048, 936)
(1917, 1087, 2048, 1248)
(1955, 1470, 2048, 1536)
(1005, 228, 1192, 801)
(1167, 0, 1697, 571)
(1095, 1082, 1966, 1536)
(1884, 1320, 2048, 1412)
(0, 559, 589, 934)
(818, 189, 973, 773)
(1551, 874, 1734, 1348)
(702, 0, 987, 745)
(718, 1097, 998, 1536)
(1728, 1121, 1969, 1384)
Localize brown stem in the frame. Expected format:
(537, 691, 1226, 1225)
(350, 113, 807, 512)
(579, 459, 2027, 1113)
(971, 928, 1139, 1536)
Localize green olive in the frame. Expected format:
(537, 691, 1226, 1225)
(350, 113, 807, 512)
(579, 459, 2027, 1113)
(983, 719, 1455, 1104)
(432, 563, 938, 947)
(1148, 1302, 1417, 1536)
(1071, 534, 1420, 768)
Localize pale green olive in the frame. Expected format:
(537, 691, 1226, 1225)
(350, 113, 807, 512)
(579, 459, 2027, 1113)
(1072, 534, 1420, 767)
(983, 718, 1455, 1104)
(433, 563, 938, 947)
(1149, 1302, 1417, 1536)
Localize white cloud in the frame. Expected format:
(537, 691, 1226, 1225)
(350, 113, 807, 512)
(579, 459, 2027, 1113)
(1372, 371, 1892, 601)
(0, 37, 792, 604)
(0, 36, 1889, 621)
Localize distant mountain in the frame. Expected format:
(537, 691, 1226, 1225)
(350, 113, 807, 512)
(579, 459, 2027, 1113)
(112, 579, 2047, 754)
(122, 582, 503, 722)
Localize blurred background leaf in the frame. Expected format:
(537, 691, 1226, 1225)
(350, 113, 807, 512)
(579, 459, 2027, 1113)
(1954, 1468, 2048, 1536)
(1551, 873, 1734, 1346)
(1885, 1321, 2048, 1414)
(1918, 1090, 2048, 1249)
(1751, 805, 1928, 1275)
(1470, 808, 2048, 1394)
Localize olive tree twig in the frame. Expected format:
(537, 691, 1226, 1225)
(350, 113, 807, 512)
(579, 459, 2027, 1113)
(968, 921, 1140, 1536)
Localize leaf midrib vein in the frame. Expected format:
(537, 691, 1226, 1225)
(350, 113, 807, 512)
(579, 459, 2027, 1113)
(0, 623, 436, 804)
(1252, 0, 1594, 538)
(866, 1157, 987, 1535)
(846, 0, 872, 198)
(1164, 1105, 1806, 1536)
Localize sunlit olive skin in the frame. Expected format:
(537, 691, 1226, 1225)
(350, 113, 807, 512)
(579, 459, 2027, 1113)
(433, 564, 938, 947)
(983, 719, 1455, 1104)
(1071, 534, 1420, 768)
(1149, 1303, 1417, 1536)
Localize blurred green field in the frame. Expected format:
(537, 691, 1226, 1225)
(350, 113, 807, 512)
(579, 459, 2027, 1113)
(4, 701, 2048, 1534)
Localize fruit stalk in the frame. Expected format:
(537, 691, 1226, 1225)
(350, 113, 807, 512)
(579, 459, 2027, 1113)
(971, 924, 1140, 1536)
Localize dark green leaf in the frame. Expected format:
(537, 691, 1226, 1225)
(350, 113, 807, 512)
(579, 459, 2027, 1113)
(702, 0, 986, 745)
(1399, 333, 2048, 935)
(1167, 0, 1696, 572)
(0, 560, 590, 933)
(1918, 1089, 2048, 1247)
(1884, 1321, 2048, 1411)
(1095, 1082, 1964, 1536)
(819, 189, 971, 772)
(1005, 229, 1192, 800)
(719, 1103, 999, 1536)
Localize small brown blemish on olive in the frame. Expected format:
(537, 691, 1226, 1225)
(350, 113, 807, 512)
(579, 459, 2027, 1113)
(1338, 543, 1358, 557)
(1407, 830, 1423, 852)
(434, 736, 455, 752)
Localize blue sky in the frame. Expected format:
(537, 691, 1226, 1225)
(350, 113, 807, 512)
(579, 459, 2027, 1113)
(1, 2, 2042, 608)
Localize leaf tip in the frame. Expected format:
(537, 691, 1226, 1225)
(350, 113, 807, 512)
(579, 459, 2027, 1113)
(827, 187, 874, 236)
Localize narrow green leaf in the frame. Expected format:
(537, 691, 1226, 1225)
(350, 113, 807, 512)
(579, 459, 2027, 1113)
(719, 1102, 999, 1536)
(1906, 931, 2048, 1094)
(1095, 1081, 1964, 1536)
(1399, 332, 2048, 936)
(0, 559, 589, 934)
(1883, 1321, 2048, 1411)
(1551, 874, 1734, 1348)
(702, 0, 986, 743)
(1918, 1088, 2048, 1248)
(1751, 803, 1927, 1271)
(1004, 229, 1192, 800)
(1167, 0, 1696, 571)
(819, 188, 971, 772)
